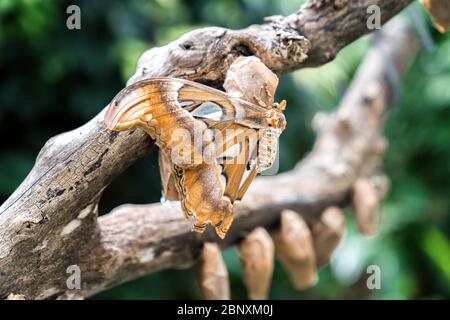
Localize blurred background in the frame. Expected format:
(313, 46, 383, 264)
(0, 0, 449, 299)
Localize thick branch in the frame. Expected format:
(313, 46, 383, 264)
(0, 0, 415, 299)
(291, 0, 414, 66)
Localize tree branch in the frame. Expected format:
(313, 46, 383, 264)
(0, 0, 415, 299)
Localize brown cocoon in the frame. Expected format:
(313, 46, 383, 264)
(422, 0, 450, 33)
(312, 207, 346, 267)
(198, 242, 230, 300)
(273, 210, 317, 290)
(237, 227, 274, 300)
(352, 178, 380, 236)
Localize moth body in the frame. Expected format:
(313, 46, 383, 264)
(257, 128, 279, 173)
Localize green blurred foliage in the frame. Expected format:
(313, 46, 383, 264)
(0, 0, 449, 299)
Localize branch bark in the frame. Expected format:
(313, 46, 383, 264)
(0, 0, 415, 299)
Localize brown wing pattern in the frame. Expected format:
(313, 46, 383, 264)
(105, 78, 273, 238)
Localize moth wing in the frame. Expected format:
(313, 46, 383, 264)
(211, 123, 260, 203)
(158, 150, 180, 201)
(105, 77, 270, 134)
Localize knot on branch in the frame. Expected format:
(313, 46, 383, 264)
(261, 16, 311, 68)
(128, 27, 229, 84)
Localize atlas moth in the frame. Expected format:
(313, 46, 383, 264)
(105, 57, 286, 238)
